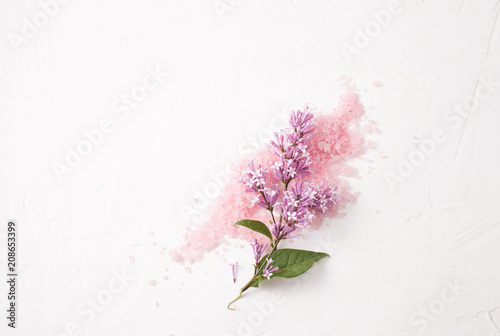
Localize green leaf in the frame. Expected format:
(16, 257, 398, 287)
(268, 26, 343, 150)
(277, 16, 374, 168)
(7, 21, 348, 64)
(234, 220, 273, 241)
(251, 249, 329, 287)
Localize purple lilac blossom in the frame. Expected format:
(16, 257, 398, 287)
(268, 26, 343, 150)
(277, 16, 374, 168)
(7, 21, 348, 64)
(242, 108, 339, 243)
(262, 258, 279, 280)
(270, 108, 315, 187)
(240, 161, 280, 210)
(250, 238, 268, 264)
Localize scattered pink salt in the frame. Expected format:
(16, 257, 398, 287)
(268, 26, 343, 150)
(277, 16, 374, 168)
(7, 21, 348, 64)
(381, 155, 388, 159)
(375, 209, 382, 214)
(148, 279, 156, 287)
(149, 231, 154, 236)
(362, 124, 373, 133)
(373, 81, 382, 87)
(162, 275, 169, 280)
(185, 266, 192, 274)
(155, 301, 160, 307)
(129, 256, 135, 264)
(171, 82, 373, 264)
(151, 241, 157, 246)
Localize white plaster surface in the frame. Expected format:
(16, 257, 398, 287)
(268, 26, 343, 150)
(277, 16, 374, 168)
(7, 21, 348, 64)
(1, 0, 500, 335)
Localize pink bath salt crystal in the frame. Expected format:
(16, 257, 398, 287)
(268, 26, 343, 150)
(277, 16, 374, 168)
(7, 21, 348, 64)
(381, 155, 388, 159)
(169, 250, 183, 263)
(148, 279, 156, 287)
(358, 157, 373, 163)
(375, 209, 381, 214)
(368, 166, 375, 170)
(362, 124, 373, 133)
(367, 170, 372, 174)
(368, 140, 377, 149)
(373, 81, 382, 87)
(149, 231, 154, 236)
(164, 267, 169, 271)
(375, 128, 381, 134)
(367, 105, 375, 110)
(155, 301, 160, 307)
(363, 88, 368, 93)
(151, 241, 157, 246)
(162, 275, 169, 280)
(234, 244, 244, 249)
(185, 266, 192, 273)
(129, 256, 135, 264)
(318, 141, 332, 152)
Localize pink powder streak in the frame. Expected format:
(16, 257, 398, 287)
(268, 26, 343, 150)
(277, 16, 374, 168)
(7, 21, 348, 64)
(171, 88, 369, 264)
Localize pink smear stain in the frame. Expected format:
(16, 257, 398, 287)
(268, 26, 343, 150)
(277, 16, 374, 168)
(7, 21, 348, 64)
(171, 84, 373, 264)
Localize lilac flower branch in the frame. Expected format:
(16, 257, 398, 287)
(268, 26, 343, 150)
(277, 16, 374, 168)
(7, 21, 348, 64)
(228, 108, 339, 310)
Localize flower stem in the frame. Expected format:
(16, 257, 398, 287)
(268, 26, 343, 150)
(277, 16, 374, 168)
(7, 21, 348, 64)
(228, 239, 282, 310)
(227, 277, 256, 310)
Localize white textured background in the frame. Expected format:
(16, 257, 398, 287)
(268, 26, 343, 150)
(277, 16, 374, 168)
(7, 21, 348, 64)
(1, 0, 500, 335)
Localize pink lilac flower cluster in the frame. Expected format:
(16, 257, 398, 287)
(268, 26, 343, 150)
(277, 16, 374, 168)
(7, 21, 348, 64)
(240, 108, 339, 269)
